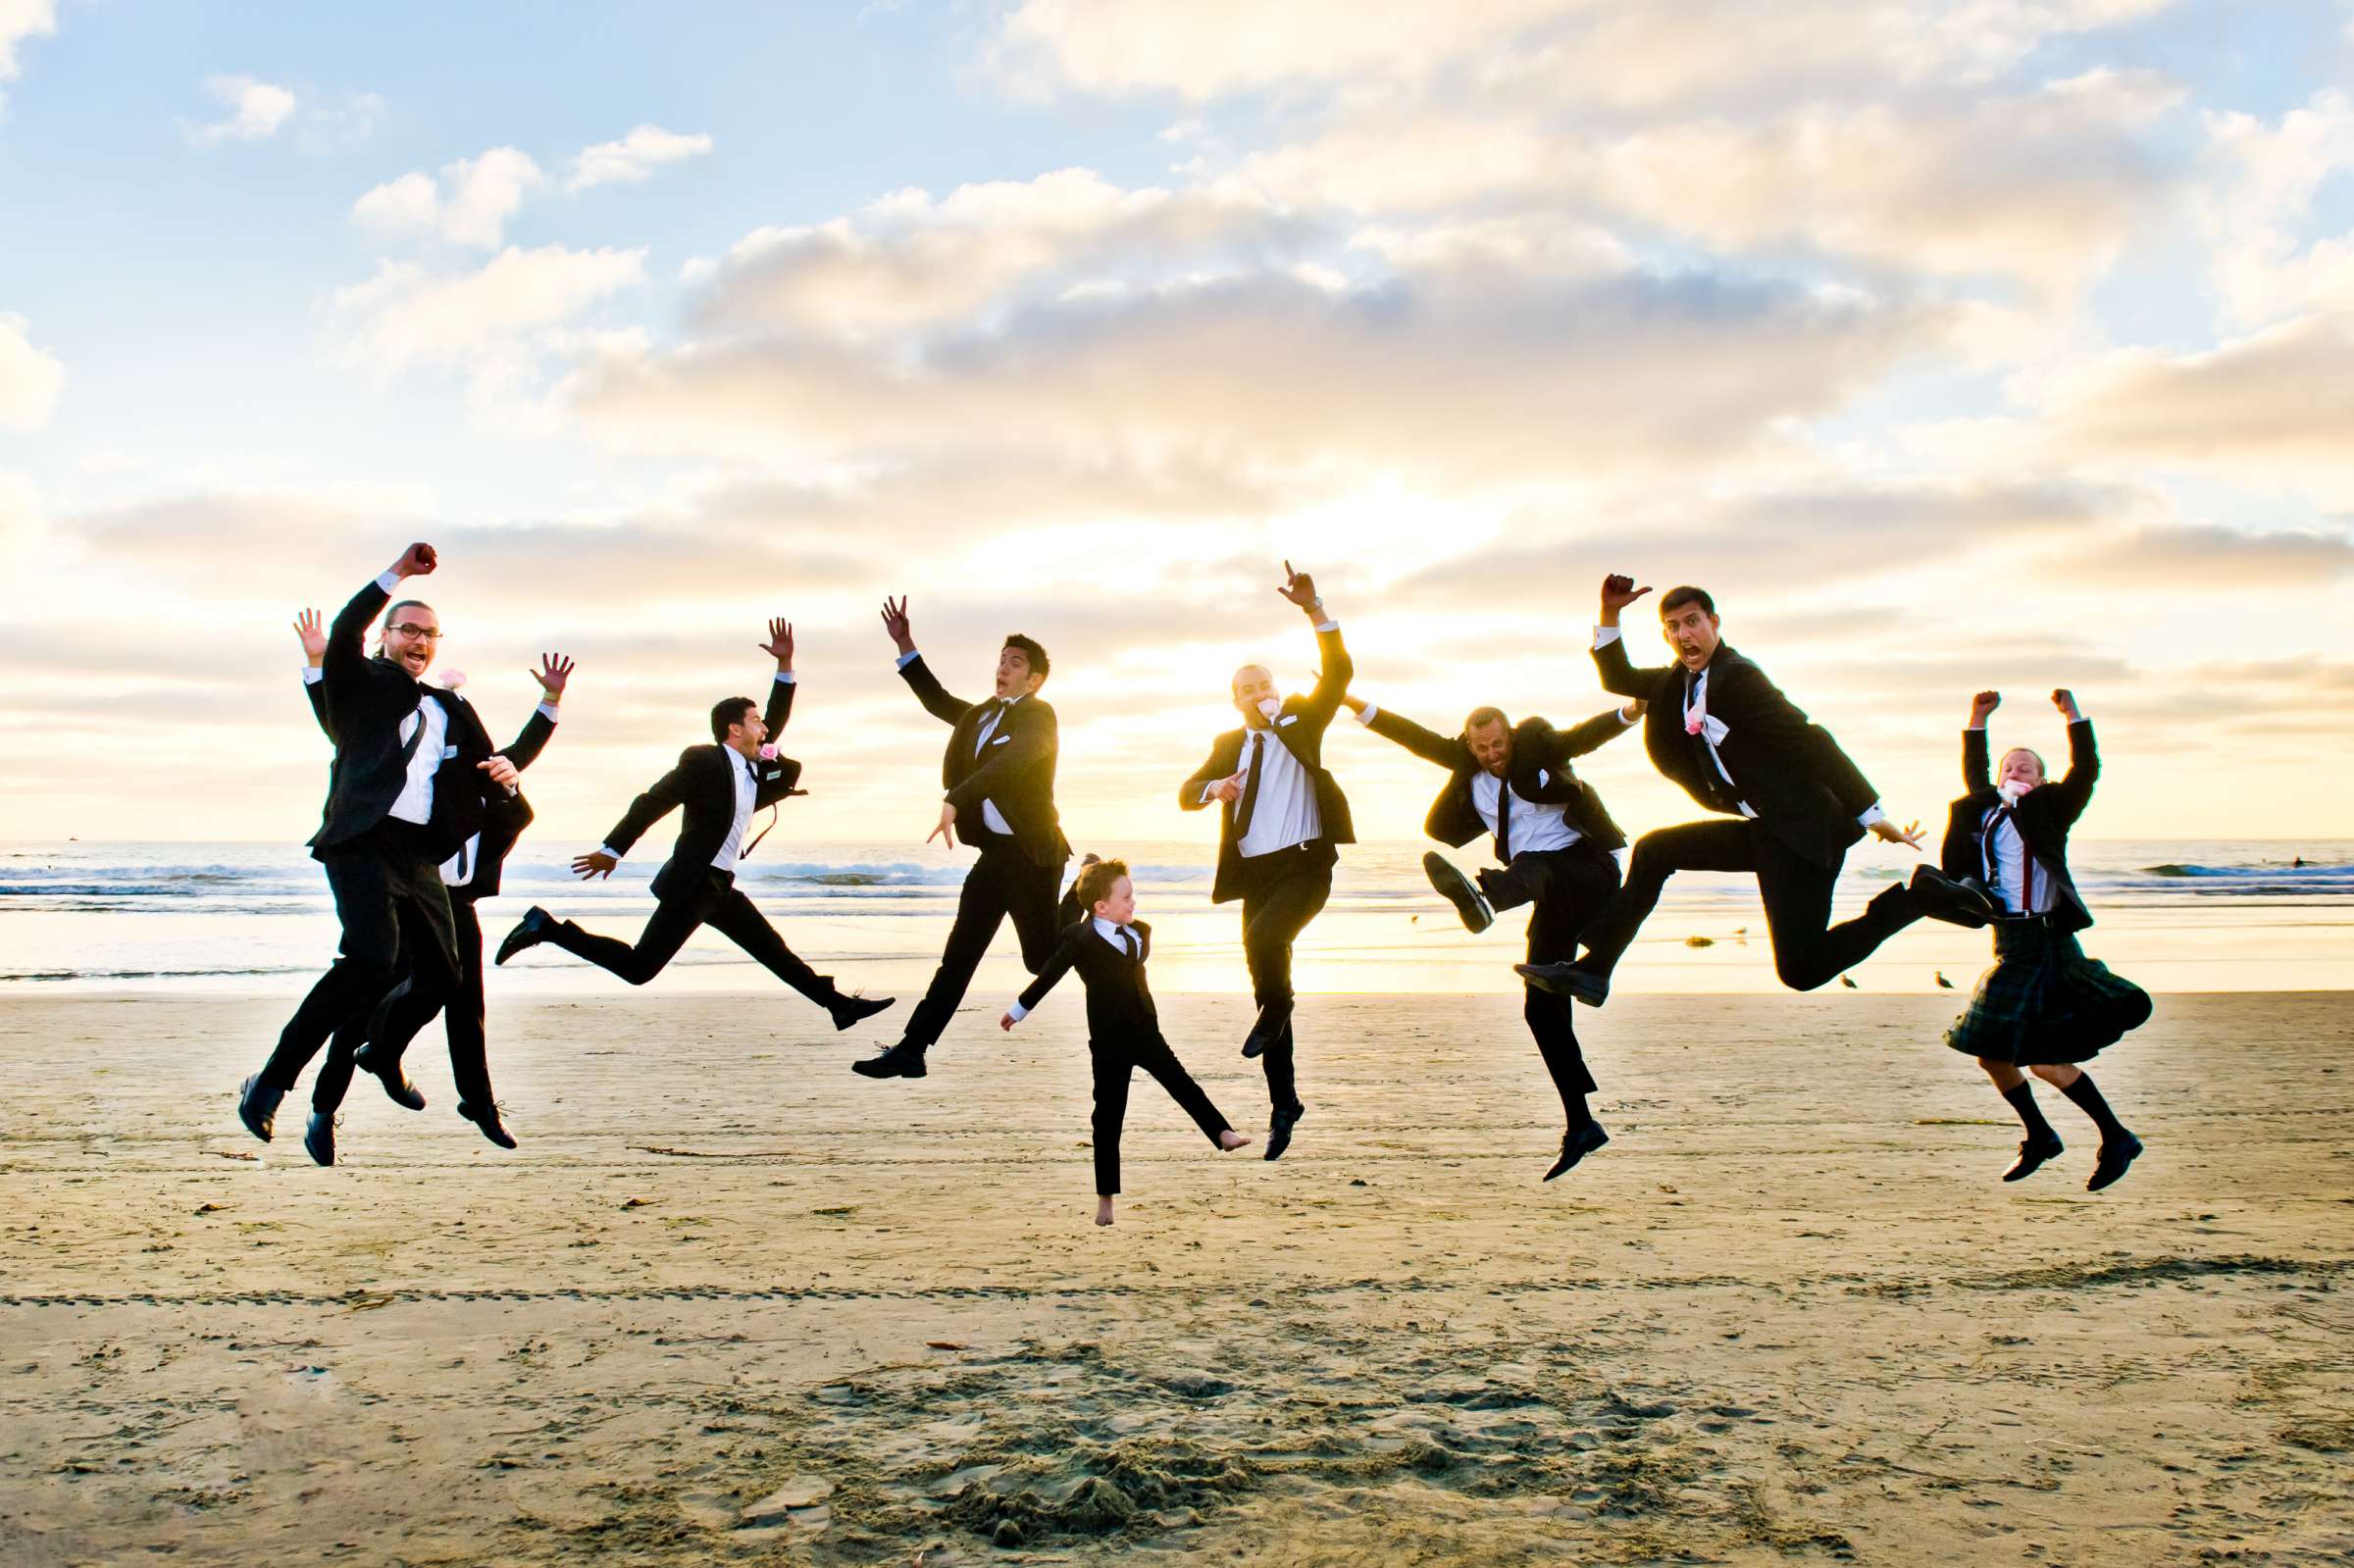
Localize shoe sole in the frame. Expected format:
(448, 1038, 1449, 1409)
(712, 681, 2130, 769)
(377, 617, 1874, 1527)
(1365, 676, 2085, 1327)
(1422, 852, 1494, 934)
(852, 1058, 927, 1080)
(1515, 964, 1608, 1006)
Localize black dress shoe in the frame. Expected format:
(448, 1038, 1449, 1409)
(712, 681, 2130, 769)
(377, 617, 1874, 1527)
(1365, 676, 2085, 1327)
(1515, 960, 1609, 1007)
(2002, 1132, 2064, 1182)
(494, 906, 556, 966)
(1544, 1119, 1611, 1181)
(352, 1042, 427, 1111)
(828, 993, 896, 1032)
(2086, 1132, 2142, 1191)
(1241, 1001, 1293, 1059)
(458, 1100, 519, 1150)
(851, 1043, 928, 1080)
(1264, 1101, 1305, 1161)
(1422, 851, 1494, 934)
(237, 1074, 283, 1142)
(303, 1111, 337, 1168)
(1911, 867, 1995, 929)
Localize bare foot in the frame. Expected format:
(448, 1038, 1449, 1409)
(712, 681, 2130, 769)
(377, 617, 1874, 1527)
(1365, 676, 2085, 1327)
(1217, 1129, 1252, 1151)
(1094, 1196, 1115, 1227)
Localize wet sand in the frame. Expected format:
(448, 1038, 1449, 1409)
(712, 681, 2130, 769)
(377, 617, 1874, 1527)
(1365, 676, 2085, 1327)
(2, 989, 2349, 1565)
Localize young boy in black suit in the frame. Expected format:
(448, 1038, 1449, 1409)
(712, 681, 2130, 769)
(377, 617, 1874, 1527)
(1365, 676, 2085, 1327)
(1000, 858, 1251, 1226)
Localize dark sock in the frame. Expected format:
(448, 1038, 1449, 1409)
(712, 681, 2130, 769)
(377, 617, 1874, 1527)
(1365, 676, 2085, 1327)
(2057, 1072, 2128, 1140)
(2001, 1080, 2056, 1141)
(1565, 1093, 1592, 1131)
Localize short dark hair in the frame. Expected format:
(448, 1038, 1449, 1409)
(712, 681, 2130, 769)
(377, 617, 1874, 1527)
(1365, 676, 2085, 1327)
(1659, 585, 1714, 618)
(1001, 633, 1049, 682)
(1075, 857, 1129, 911)
(383, 598, 433, 627)
(1463, 705, 1510, 733)
(710, 696, 758, 741)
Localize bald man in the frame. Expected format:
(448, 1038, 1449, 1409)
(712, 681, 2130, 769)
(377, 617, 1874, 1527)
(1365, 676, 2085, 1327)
(1178, 563, 1355, 1161)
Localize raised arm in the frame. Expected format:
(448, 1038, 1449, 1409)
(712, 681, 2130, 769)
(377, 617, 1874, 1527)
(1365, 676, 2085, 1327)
(881, 595, 973, 726)
(328, 542, 436, 688)
(1347, 694, 1462, 769)
(1963, 690, 1999, 793)
(493, 653, 573, 773)
(294, 609, 333, 740)
(1591, 573, 1672, 698)
(2044, 689, 2098, 823)
(1559, 701, 1644, 759)
(1276, 563, 1352, 724)
(757, 619, 795, 734)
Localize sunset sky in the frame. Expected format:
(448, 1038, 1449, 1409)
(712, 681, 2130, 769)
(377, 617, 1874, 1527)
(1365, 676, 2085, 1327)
(3, 1, 2351, 849)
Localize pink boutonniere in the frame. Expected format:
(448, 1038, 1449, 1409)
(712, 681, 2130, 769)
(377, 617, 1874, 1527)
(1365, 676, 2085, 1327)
(1684, 713, 1703, 735)
(758, 743, 779, 761)
(439, 669, 467, 692)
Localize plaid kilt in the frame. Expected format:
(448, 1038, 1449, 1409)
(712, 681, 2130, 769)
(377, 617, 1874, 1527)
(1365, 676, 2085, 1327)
(1944, 921, 2152, 1065)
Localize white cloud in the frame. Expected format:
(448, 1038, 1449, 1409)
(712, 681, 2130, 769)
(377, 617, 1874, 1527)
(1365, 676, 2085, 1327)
(183, 74, 298, 145)
(2197, 90, 2354, 327)
(693, 167, 1317, 335)
(0, 312, 63, 427)
(0, 0, 56, 107)
(991, 0, 2179, 102)
(351, 146, 547, 248)
(566, 124, 714, 191)
(331, 244, 647, 372)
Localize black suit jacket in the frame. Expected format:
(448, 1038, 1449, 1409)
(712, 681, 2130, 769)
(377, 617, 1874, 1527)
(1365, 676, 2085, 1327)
(1363, 703, 1634, 857)
(600, 680, 804, 903)
(1179, 623, 1356, 903)
(304, 676, 551, 899)
(1595, 633, 1879, 869)
(1017, 918, 1157, 1039)
(307, 576, 556, 864)
(1940, 719, 2098, 933)
(898, 656, 1070, 868)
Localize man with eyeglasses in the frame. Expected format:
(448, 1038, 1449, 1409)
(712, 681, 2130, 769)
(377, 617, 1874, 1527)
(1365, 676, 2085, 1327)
(239, 542, 549, 1146)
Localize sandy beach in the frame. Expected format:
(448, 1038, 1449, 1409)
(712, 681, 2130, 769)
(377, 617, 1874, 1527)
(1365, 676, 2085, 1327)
(3, 988, 2349, 1566)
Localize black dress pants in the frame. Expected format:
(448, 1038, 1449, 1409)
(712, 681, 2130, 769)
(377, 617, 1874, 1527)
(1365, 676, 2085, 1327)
(263, 829, 459, 1095)
(1576, 818, 1919, 991)
(541, 869, 840, 1003)
(1237, 845, 1333, 1111)
(320, 897, 497, 1112)
(1090, 1030, 1231, 1194)
(898, 832, 1063, 1052)
(1480, 844, 1621, 1120)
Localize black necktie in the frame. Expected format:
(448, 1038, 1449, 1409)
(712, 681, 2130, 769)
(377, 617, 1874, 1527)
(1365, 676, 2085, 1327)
(1233, 731, 1266, 838)
(1121, 927, 1139, 962)
(1495, 773, 1513, 862)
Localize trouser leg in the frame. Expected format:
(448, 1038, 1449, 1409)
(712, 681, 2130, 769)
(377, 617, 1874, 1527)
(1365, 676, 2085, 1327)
(1752, 829, 1918, 991)
(899, 853, 1016, 1050)
(540, 894, 705, 986)
(1090, 1042, 1131, 1195)
(704, 887, 839, 1007)
(1574, 820, 1753, 975)
(262, 846, 403, 1093)
(1523, 849, 1619, 1123)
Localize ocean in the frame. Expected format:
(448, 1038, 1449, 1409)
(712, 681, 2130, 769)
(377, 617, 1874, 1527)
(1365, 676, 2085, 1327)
(3, 838, 2347, 999)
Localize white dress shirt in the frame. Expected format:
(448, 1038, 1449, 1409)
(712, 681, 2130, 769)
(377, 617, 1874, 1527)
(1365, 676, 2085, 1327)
(709, 747, 760, 875)
(1982, 809, 2055, 916)
(1220, 721, 1322, 857)
(1592, 625, 1883, 831)
(898, 649, 1018, 837)
(386, 693, 449, 826)
(1469, 770, 1582, 854)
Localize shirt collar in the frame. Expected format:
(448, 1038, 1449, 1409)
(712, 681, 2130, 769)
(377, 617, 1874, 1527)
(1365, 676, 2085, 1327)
(1091, 915, 1133, 948)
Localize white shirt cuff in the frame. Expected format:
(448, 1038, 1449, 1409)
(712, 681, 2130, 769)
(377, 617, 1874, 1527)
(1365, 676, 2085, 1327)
(598, 844, 623, 861)
(1592, 625, 1622, 648)
(537, 701, 560, 722)
(775, 671, 795, 684)
(375, 569, 404, 594)
(1006, 1000, 1029, 1022)
(1313, 619, 1339, 634)
(895, 649, 920, 670)
(1967, 722, 1986, 731)
(1352, 701, 1379, 725)
(1857, 804, 1885, 830)
(301, 667, 324, 684)
(1201, 783, 1221, 805)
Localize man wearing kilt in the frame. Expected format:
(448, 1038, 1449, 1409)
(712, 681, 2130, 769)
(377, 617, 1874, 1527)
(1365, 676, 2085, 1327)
(1942, 688, 2150, 1190)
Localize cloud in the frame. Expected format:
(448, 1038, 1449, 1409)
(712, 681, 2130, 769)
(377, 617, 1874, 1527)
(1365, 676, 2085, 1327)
(576, 243, 1949, 477)
(691, 167, 1320, 335)
(2038, 522, 2354, 588)
(0, 312, 63, 427)
(991, 0, 2180, 103)
(566, 124, 714, 191)
(2196, 90, 2354, 327)
(0, 0, 55, 107)
(352, 146, 547, 248)
(2034, 314, 2354, 506)
(183, 74, 298, 145)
